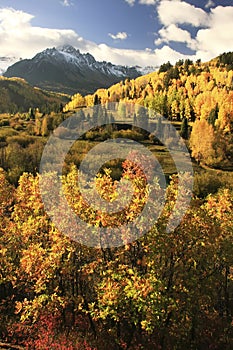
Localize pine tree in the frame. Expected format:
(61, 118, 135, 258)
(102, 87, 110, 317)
(208, 104, 219, 127)
(94, 94, 100, 105)
(180, 117, 189, 139)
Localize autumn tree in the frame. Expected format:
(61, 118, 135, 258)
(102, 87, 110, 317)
(190, 119, 218, 165)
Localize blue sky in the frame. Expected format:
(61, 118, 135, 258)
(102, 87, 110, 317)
(0, 0, 233, 67)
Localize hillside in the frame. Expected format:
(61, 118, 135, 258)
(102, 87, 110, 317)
(63, 53, 233, 170)
(65, 54, 233, 133)
(3, 45, 141, 95)
(0, 52, 233, 350)
(0, 76, 69, 113)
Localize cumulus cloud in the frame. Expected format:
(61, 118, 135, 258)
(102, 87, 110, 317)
(124, 0, 135, 6)
(153, 45, 191, 64)
(108, 32, 128, 40)
(90, 43, 191, 67)
(61, 0, 73, 6)
(155, 2, 233, 61)
(195, 6, 233, 60)
(0, 7, 193, 68)
(157, 0, 209, 27)
(126, 0, 158, 5)
(205, 0, 215, 9)
(155, 24, 196, 50)
(139, 0, 157, 5)
(1, 4, 233, 71)
(0, 8, 83, 57)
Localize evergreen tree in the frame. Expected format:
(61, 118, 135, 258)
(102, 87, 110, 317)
(208, 104, 219, 127)
(28, 107, 35, 120)
(159, 61, 173, 73)
(180, 117, 189, 139)
(94, 94, 100, 105)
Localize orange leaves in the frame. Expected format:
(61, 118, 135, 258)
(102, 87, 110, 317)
(190, 119, 218, 165)
(0, 168, 14, 217)
(205, 188, 233, 225)
(1, 151, 233, 348)
(216, 91, 233, 132)
(95, 170, 119, 203)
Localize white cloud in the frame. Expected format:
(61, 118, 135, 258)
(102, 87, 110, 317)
(155, 24, 196, 50)
(139, 0, 157, 5)
(1, 5, 233, 73)
(205, 0, 215, 9)
(155, 3, 233, 63)
(0, 7, 33, 28)
(153, 44, 192, 64)
(157, 0, 209, 27)
(124, 0, 135, 6)
(0, 8, 82, 57)
(90, 43, 192, 67)
(61, 0, 73, 7)
(0, 7, 192, 68)
(108, 32, 128, 40)
(195, 6, 233, 60)
(61, 0, 73, 6)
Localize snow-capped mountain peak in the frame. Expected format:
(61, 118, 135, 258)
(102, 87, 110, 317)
(3, 45, 142, 94)
(57, 44, 80, 55)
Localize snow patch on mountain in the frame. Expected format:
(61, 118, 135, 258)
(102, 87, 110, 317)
(35, 45, 142, 78)
(1, 46, 156, 79)
(3, 45, 143, 94)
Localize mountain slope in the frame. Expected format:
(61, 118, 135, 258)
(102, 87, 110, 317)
(0, 77, 69, 113)
(64, 53, 233, 132)
(4, 45, 141, 95)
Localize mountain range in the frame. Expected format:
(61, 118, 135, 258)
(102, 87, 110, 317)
(3, 45, 144, 95)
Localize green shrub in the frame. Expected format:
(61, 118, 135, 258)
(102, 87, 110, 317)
(194, 171, 225, 198)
